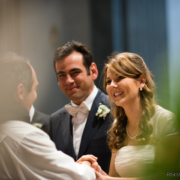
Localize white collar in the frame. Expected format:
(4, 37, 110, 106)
(29, 105, 35, 122)
(71, 85, 98, 110)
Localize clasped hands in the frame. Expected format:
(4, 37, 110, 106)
(76, 155, 108, 179)
(76, 155, 101, 172)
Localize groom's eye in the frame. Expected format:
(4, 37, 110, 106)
(58, 74, 65, 78)
(71, 70, 81, 77)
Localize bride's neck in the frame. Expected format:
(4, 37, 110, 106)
(124, 99, 142, 128)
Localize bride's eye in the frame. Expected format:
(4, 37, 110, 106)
(116, 76, 124, 82)
(106, 80, 111, 85)
(118, 76, 124, 80)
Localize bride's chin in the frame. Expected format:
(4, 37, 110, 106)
(114, 100, 123, 107)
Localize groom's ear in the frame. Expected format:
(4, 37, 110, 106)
(90, 63, 98, 80)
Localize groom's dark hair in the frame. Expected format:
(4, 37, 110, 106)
(53, 41, 93, 75)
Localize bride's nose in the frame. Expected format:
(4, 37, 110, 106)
(110, 80, 118, 87)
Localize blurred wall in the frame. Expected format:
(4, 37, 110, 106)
(0, 0, 91, 114)
(91, 0, 169, 109)
(20, 0, 64, 115)
(0, 0, 21, 55)
(123, 0, 169, 109)
(166, 0, 180, 112)
(20, 0, 92, 114)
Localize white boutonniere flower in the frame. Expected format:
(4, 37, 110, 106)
(96, 103, 110, 120)
(32, 123, 43, 128)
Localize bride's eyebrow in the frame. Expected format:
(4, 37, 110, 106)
(106, 76, 111, 81)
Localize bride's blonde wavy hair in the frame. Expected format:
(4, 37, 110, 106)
(103, 52, 156, 150)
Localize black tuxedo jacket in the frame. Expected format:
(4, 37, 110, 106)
(31, 110, 50, 134)
(49, 90, 113, 173)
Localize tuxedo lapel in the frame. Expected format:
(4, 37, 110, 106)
(59, 111, 76, 159)
(78, 90, 105, 159)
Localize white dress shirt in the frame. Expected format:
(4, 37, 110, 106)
(0, 120, 96, 180)
(71, 86, 98, 157)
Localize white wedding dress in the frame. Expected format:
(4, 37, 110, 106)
(115, 145, 155, 177)
(115, 105, 179, 177)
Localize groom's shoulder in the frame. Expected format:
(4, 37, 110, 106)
(50, 106, 67, 119)
(97, 89, 110, 106)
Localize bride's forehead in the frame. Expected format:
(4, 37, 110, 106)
(106, 68, 120, 77)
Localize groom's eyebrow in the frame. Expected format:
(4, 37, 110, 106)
(56, 71, 64, 75)
(56, 68, 81, 75)
(70, 68, 81, 73)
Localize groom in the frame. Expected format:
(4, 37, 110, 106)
(49, 41, 112, 173)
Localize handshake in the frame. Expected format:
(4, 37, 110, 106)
(76, 155, 108, 179)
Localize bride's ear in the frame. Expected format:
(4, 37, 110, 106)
(139, 74, 146, 89)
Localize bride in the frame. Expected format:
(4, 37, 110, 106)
(95, 52, 180, 179)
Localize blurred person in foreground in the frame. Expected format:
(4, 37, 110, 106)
(94, 52, 180, 179)
(49, 41, 112, 173)
(0, 52, 50, 134)
(0, 53, 98, 180)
